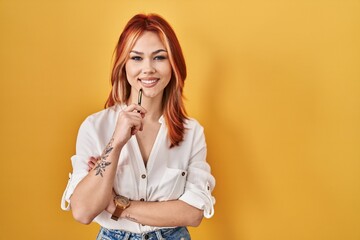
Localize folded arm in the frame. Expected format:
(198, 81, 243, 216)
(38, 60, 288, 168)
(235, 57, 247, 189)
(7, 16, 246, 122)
(106, 199, 204, 227)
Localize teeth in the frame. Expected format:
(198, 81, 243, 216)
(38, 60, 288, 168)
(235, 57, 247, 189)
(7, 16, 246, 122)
(141, 79, 157, 84)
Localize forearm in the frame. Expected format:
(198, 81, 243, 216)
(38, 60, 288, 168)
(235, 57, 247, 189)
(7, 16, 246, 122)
(70, 139, 122, 224)
(121, 200, 204, 227)
(69, 104, 146, 224)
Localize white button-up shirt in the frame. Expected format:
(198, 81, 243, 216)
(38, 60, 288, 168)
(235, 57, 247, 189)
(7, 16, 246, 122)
(61, 105, 215, 233)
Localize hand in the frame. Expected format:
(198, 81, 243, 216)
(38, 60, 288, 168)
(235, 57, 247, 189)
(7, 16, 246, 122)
(112, 104, 146, 147)
(87, 156, 98, 172)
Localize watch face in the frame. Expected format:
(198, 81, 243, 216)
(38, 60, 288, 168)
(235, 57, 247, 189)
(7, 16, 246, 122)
(115, 195, 130, 207)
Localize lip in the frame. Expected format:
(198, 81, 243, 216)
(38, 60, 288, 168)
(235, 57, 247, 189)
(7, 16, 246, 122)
(138, 77, 160, 87)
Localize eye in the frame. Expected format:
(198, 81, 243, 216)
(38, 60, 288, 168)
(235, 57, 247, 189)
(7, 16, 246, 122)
(130, 56, 142, 61)
(154, 55, 167, 61)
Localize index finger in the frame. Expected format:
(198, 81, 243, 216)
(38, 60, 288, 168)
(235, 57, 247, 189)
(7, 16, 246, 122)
(124, 103, 147, 114)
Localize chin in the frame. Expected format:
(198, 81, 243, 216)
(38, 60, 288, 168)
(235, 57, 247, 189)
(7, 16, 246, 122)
(143, 89, 164, 99)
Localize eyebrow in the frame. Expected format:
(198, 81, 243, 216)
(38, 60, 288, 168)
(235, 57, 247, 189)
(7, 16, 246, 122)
(130, 49, 167, 55)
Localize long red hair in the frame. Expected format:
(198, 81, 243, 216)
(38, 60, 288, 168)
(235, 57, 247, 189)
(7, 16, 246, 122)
(105, 13, 188, 148)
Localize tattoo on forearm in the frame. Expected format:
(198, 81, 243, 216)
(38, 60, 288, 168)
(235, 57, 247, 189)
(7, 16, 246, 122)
(94, 138, 114, 177)
(125, 214, 139, 223)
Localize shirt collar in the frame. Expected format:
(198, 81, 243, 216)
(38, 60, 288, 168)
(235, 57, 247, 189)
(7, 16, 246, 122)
(158, 115, 164, 124)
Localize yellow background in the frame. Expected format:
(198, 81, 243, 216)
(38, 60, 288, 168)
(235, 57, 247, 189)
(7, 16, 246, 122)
(1, 0, 359, 239)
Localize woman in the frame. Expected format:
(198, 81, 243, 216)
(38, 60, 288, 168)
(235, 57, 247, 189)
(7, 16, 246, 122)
(61, 13, 215, 240)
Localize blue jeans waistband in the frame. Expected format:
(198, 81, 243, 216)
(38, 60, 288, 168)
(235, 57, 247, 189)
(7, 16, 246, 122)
(96, 226, 191, 240)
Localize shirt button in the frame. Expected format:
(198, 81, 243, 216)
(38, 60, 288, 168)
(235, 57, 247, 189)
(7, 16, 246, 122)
(141, 174, 146, 179)
(181, 172, 186, 176)
(140, 198, 145, 201)
(207, 186, 210, 190)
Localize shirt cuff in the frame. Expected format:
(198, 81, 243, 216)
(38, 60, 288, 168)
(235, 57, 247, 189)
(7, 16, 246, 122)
(60, 171, 88, 210)
(179, 181, 215, 218)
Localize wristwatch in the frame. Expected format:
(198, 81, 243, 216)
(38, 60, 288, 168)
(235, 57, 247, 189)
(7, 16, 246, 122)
(111, 195, 130, 221)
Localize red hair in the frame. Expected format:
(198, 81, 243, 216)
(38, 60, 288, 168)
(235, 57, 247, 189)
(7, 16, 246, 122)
(105, 13, 188, 148)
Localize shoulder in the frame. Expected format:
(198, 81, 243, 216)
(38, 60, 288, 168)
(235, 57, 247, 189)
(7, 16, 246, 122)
(84, 105, 120, 123)
(184, 117, 204, 131)
(180, 117, 207, 152)
(75, 105, 120, 145)
(80, 105, 120, 130)
(183, 117, 205, 140)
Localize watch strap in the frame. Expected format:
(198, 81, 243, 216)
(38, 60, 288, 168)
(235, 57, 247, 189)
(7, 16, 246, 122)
(111, 205, 124, 221)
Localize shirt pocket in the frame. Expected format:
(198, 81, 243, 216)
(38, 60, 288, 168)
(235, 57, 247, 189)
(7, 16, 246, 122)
(157, 168, 187, 200)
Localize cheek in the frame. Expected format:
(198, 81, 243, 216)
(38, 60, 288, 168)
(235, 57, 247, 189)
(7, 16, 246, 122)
(162, 64, 172, 79)
(125, 63, 139, 78)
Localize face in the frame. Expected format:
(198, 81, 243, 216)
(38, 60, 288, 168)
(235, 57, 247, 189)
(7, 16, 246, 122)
(125, 31, 172, 101)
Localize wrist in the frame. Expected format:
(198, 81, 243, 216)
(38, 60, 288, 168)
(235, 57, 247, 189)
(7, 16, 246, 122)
(120, 200, 135, 218)
(111, 134, 127, 149)
(106, 199, 116, 214)
(111, 195, 131, 221)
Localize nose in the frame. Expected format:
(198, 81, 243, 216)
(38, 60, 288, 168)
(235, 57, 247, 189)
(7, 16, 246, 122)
(142, 59, 155, 74)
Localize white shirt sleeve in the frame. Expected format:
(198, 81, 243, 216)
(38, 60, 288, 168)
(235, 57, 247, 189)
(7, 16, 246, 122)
(61, 117, 98, 211)
(178, 124, 216, 218)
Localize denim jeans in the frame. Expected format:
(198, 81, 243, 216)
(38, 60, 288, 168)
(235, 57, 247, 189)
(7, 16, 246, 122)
(96, 226, 191, 240)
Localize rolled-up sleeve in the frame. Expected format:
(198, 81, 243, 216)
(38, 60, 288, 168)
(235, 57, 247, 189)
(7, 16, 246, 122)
(179, 124, 216, 218)
(61, 117, 98, 211)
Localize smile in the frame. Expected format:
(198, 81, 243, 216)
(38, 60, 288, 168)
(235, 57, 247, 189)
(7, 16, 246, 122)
(138, 78, 160, 87)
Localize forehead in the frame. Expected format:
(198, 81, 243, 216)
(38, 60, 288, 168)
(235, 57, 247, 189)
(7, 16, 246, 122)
(132, 31, 166, 51)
